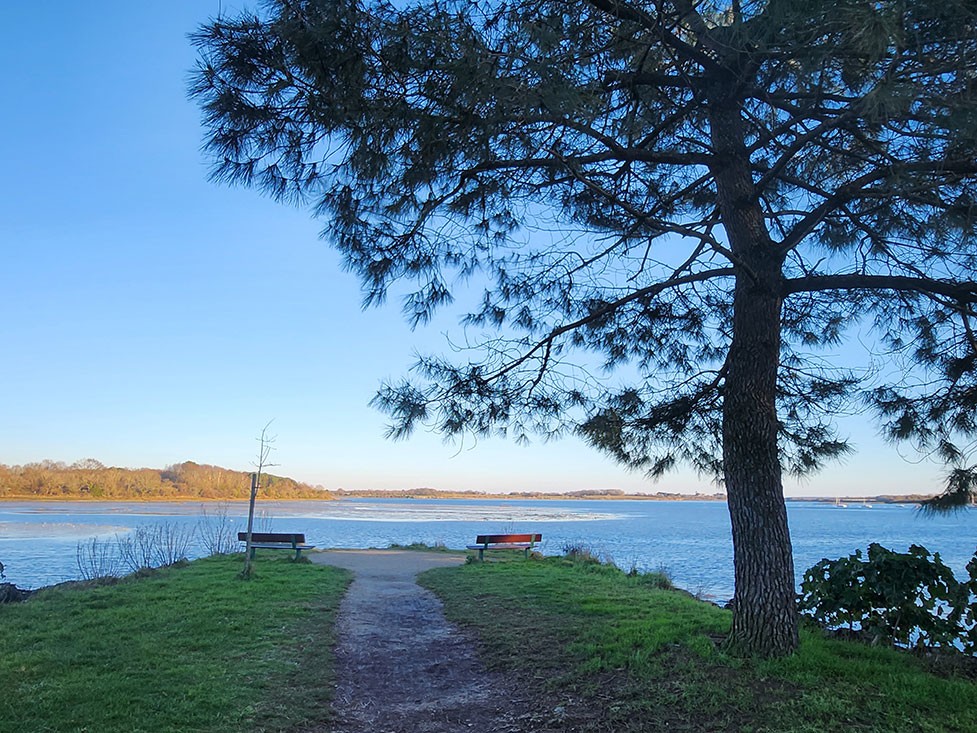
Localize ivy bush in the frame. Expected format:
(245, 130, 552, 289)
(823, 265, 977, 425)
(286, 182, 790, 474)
(800, 543, 977, 654)
(963, 555, 977, 653)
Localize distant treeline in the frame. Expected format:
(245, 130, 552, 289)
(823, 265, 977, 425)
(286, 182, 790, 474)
(0, 459, 333, 500)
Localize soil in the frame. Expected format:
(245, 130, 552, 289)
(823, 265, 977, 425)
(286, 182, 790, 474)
(0, 582, 35, 603)
(312, 550, 563, 733)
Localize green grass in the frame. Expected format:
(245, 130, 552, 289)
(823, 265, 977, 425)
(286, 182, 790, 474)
(385, 541, 459, 553)
(0, 554, 350, 733)
(420, 556, 977, 733)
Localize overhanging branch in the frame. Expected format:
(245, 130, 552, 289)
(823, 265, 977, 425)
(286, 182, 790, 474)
(784, 273, 977, 302)
(779, 158, 977, 254)
(468, 147, 711, 174)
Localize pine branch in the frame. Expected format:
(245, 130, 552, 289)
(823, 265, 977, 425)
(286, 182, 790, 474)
(784, 274, 977, 303)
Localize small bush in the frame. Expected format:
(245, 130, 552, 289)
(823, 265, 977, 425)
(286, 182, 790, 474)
(637, 569, 674, 590)
(116, 523, 195, 572)
(800, 543, 976, 653)
(195, 502, 238, 555)
(75, 522, 197, 581)
(560, 542, 603, 564)
(76, 536, 120, 580)
(961, 555, 977, 652)
(388, 541, 449, 552)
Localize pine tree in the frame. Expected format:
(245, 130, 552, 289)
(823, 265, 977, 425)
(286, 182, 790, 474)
(190, 0, 977, 655)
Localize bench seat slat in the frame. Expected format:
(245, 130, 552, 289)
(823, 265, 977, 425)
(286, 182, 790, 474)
(466, 543, 532, 550)
(249, 542, 316, 550)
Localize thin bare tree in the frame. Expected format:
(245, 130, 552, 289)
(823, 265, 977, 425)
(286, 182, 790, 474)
(242, 421, 278, 578)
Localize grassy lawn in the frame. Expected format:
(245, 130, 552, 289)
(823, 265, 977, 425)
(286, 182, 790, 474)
(0, 554, 350, 733)
(421, 555, 977, 733)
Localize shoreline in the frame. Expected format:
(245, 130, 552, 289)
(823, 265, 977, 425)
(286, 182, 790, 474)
(0, 492, 934, 504)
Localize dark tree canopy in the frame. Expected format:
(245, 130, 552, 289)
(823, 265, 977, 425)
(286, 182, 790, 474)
(191, 0, 977, 655)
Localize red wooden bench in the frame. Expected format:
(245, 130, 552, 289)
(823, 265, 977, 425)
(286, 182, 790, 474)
(466, 533, 541, 561)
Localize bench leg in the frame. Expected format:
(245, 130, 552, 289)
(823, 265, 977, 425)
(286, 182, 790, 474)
(478, 548, 484, 562)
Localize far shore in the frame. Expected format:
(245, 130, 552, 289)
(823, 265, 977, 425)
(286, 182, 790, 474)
(0, 491, 935, 504)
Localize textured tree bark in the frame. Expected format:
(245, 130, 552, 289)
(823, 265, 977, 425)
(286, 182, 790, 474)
(722, 273, 799, 656)
(710, 101, 799, 656)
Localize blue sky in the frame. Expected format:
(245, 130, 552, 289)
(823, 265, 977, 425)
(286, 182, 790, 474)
(0, 2, 948, 496)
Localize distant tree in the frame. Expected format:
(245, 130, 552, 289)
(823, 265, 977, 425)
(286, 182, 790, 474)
(191, 0, 977, 655)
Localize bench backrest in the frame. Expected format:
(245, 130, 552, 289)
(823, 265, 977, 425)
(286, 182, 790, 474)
(237, 532, 306, 544)
(474, 533, 541, 545)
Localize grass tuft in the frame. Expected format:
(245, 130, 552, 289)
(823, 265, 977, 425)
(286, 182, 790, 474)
(386, 541, 456, 552)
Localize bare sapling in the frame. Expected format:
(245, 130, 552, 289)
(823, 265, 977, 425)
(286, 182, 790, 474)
(76, 536, 119, 580)
(196, 501, 238, 555)
(242, 421, 278, 578)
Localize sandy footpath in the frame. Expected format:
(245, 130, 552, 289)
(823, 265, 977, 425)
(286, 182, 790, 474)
(311, 549, 550, 733)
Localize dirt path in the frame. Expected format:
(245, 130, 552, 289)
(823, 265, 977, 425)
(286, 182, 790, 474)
(312, 550, 549, 733)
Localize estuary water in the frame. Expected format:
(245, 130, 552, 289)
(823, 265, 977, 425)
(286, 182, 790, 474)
(1, 498, 974, 601)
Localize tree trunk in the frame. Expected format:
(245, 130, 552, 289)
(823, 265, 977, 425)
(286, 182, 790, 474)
(243, 471, 259, 577)
(722, 273, 799, 656)
(710, 100, 799, 656)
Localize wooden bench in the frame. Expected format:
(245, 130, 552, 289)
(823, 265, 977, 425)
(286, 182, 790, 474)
(467, 533, 542, 561)
(238, 532, 315, 560)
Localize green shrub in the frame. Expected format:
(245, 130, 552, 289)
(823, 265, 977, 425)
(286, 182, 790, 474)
(963, 555, 977, 652)
(800, 543, 974, 652)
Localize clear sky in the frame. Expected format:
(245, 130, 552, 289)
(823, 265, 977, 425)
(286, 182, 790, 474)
(0, 1, 949, 497)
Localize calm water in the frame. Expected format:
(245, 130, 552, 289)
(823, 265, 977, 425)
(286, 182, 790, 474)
(1, 498, 974, 601)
